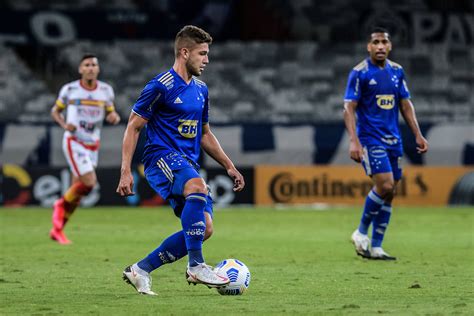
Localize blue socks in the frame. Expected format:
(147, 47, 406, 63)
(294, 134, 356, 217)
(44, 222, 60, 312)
(372, 203, 392, 247)
(358, 189, 385, 235)
(137, 231, 187, 273)
(181, 193, 207, 267)
(358, 189, 393, 248)
(136, 193, 208, 273)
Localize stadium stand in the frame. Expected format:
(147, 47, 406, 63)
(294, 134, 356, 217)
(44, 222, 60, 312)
(2, 0, 137, 10)
(2, 39, 470, 124)
(0, 45, 54, 123)
(0, 0, 472, 124)
(0, 0, 472, 169)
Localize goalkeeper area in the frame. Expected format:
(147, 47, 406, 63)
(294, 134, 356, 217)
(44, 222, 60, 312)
(1, 206, 473, 315)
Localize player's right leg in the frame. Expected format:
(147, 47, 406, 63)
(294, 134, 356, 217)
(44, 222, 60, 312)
(122, 264, 157, 296)
(135, 199, 214, 269)
(122, 153, 223, 294)
(123, 210, 214, 295)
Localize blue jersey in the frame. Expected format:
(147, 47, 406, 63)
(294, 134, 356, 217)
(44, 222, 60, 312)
(344, 58, 410, 148)
(132, 68, 209, 169)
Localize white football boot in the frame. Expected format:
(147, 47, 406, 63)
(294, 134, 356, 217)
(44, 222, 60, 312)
(370, 247, 397, 260)
(122, 264, 157, 295)
(351, 229, 371, 258)
(186, 263, 230, 288)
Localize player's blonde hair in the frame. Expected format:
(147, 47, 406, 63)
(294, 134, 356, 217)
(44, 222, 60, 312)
(174, 25, 212, 57)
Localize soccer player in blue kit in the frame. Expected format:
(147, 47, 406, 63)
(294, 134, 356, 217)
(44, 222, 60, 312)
(343, 27, 429, 260)
(117, 25, 245, 295)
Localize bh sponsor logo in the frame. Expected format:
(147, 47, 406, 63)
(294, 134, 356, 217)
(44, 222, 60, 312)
(376, 94, 395, 110)
(178, 120, 198, 138)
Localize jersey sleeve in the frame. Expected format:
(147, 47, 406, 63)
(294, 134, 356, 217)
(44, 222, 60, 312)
(399, 69, 411, 100)
(343, 70, 361, 102)
(202, 86, 209, 124)
(105, 84, 116, 113)
(132, 79, 165, 120)
(55, 84, 69, 110)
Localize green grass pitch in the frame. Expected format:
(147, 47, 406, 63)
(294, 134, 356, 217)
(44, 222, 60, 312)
(1, 206, 473, 315)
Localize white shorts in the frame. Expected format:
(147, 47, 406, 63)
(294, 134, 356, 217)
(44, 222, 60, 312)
(62, 136, 99, 177)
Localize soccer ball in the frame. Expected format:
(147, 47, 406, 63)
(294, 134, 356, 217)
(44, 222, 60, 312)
(214, 259, 251, 295)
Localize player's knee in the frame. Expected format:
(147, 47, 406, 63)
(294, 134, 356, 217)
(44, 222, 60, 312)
(82, 177, 96, 188)
(379, 182, 395, 197)
(185, 181, 208, 195)
(79, 172, 96, 190)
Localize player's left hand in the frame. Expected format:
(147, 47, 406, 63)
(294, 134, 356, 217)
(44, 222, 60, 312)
(416, 135, 429, 154)
(227, 168, 245, 192)
(116, 169, 135, 196)
(106, 111, 121, 125)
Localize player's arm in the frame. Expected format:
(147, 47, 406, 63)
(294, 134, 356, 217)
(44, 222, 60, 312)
(117, 79, 163, 196)
(116, 113, 148, 196)
(105, 87, 120, 125)
(51, 103, 76, 132)
(343, 101, 364, 162)
(399, 99, 428, 154)
(342, 69, 363, 162)
(201, 123, 245, 192)
(105, 109, 121, 125)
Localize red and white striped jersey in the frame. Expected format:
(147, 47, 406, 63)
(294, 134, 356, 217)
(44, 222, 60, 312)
(55, 80, 115, 145)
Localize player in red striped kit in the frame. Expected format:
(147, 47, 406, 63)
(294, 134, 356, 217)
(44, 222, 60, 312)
(50, 53, 120, 244)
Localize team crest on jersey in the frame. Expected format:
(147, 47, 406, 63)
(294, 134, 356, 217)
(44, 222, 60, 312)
(391, 75, 399, 88)
(178, 119, 198, 138)
(376, 94, 395, 110)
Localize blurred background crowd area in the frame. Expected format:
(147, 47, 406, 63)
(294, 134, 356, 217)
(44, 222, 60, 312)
(0, 0, 472, 124)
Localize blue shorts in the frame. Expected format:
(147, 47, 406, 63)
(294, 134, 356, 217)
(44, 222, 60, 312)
(361, 145, 403, 181)
(144, 152, 213, 218)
